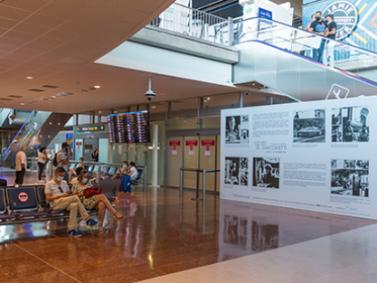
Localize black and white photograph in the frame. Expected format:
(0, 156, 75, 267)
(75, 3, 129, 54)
(224, 157, 248, 186)
(293, 109, 325, 143)
(253, 157, 280, 189)
(332, 107, 369, 142)
(225, 115, 249, 144)
(331, 159, 369, 198)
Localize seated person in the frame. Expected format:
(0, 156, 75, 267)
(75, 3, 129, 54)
(112, 161, 129, 179)
(71, 170, 123, 232)
(75, 157, 86, 175)
(45, 167, 97, 237)
(128, 162, 139, 182)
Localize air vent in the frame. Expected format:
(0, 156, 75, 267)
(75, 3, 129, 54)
(0, 98, 13, 101)
(29, 89, 45, 92)
(8, 95, 23, 98)
(42, 85, 59, 89)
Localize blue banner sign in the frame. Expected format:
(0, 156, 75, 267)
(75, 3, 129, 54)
(258, 8, 272, 20)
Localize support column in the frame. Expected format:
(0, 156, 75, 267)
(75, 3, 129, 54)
(266, 96, 274, 105)
(151, 124, 159, 188)
(239, 92, 245, 108)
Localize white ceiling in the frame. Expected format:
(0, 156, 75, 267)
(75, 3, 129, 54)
(1, 0, 233, 113)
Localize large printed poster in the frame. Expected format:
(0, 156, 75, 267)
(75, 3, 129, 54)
(220, 96, 377, 219)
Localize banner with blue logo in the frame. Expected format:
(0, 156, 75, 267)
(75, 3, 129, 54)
(303, 0, 377, 53)
(258, 8, 273, 20)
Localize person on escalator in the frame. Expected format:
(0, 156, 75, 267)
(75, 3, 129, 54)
(308, 11, 327, 63)
(325, 14, 337, 67)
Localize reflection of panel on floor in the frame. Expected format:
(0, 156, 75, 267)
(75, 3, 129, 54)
(251, 221, 279, 252)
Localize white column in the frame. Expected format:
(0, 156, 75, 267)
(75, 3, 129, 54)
(151, 124, 159, 188)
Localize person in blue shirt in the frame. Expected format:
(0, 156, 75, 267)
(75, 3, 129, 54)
(308, 11, 327, 63)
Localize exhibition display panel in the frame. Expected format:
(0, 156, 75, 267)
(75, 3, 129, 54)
(221, 96, 377, 219)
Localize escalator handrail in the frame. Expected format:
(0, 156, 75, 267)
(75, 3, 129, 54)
(241, 39, 377, 89)
(237, 17, 377, 57)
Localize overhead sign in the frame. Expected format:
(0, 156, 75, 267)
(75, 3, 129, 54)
(76, 125, 105, 133)
(258, 8, 272, 20)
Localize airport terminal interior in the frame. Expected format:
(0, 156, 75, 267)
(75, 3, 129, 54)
(0, 0, 377, 282)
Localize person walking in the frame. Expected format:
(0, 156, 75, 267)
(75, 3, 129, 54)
(54, 142, 71, 180)
(91, 148, 99, 162)
(37, 146, 49, 181)
(15, 145, 27, 187)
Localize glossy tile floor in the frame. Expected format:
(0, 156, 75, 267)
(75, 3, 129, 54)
(0, 187, 375, 283)
(138, 224, 377, 283)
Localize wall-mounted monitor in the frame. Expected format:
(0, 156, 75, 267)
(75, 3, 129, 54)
(108, 110, 150, 144)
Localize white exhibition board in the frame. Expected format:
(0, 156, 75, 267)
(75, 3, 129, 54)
(221, 96, 376, 219)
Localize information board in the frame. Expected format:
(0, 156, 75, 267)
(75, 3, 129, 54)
(221, 96, 377, 219)
(108, 111, 150, 144)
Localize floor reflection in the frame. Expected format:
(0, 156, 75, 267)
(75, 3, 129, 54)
(0, 189, 374, 283)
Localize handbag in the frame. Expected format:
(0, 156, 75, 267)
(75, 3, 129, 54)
(83, 187, 101, 198)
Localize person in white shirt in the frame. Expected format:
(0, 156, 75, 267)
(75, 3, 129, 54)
(128, 162, 139, 181)
(37, 146, 48, 181)
(55, 142, 71, 180)
(15, 145, 27, 186)
(56, 142, 70, 166)
(45, 167, 97, 237)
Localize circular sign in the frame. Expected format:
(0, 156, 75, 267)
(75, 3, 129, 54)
(18, 192, 29, 203)
(323, 1, 358, 40)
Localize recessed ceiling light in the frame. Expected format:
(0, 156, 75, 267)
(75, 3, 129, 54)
(20, 102, 25, 106)
(93, 85, 101, 89)
(151, 105, 157, 109)
(51, 95, 57, 99)
(26, 76, 33, 80)
(98, 111, 102, 114)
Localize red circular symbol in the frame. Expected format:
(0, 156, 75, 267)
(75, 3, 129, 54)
(18, 192, 29, 203)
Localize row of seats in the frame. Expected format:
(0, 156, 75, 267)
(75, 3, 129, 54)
(0, 186, 65, 223)
(0, 178, 123, 224)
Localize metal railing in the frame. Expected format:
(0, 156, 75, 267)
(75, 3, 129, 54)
(149, 2, 233, 45)
(179, 167, 220, 232)
(149, 3, 377, 75)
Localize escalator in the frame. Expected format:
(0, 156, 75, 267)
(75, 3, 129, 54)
(232, 18, 377, 101)
(2, 111, 71, 163)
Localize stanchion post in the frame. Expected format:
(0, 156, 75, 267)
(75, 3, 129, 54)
(179, 168, 184, 224)
(144, 165, 147, 192)
(179, 168, 184, 202)
(196, 169, 200, 200)
(202, 169, 206, 233)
